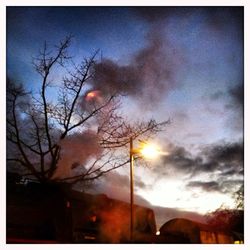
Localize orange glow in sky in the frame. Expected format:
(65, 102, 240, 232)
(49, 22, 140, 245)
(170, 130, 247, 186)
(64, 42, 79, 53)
(87, 92, 96, 98)
(85, 90, 100, 101)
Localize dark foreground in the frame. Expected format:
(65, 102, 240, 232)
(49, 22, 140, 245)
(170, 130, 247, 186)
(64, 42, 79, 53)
(7, 173, 243, 244)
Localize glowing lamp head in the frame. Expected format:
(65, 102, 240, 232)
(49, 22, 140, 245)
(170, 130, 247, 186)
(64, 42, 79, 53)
(139, 143, 160, 159)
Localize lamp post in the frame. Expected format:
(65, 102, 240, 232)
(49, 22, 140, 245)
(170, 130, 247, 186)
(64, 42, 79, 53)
(129, 137, 134, 242)
(129, 137, 161, 242)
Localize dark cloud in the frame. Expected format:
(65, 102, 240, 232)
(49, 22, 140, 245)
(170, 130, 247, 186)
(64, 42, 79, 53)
(91, 34, 182, 106)
(133, 7, 191, 23)
(162, 145, 200, 173)
(207, 82, 243, 111)
(203, 7, 243, 35)
(209, 90, 225, 101)
(91, 59, 140, 96)
(224, 82, 244, 132)
(90, 7, 243, 108)
(133, 7, 170, 22)
(134, 7, 243, 33)
(186, 178, 243, 196)
(154, 141, 243, 179)
(186, 181, 220, 192)
(204, 141, 243, 167)
(197, 141, 243, 175)
(89, 7, 187, 108)
(149, 140, 243, 197)
(228, 83, 244, 109)
(207, 82, 243, 132)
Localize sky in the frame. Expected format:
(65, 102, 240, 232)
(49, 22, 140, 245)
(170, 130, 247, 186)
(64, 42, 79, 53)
(6, 6, 244, 228)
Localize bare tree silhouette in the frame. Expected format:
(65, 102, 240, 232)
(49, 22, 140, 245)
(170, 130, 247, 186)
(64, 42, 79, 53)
(7, 36, 168, 185)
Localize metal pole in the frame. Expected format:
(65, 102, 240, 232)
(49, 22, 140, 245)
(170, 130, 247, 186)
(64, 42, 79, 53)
(130, 137, 134, 243)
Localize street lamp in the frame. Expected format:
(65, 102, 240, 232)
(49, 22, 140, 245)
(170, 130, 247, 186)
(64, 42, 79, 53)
(129, 137, 161, 242)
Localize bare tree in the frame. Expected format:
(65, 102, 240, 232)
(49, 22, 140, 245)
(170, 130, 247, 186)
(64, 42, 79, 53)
(7, 36, 168, 185)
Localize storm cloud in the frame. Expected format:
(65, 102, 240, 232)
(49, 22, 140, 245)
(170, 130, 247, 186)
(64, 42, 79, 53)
(88, 7, 191, 108)
(186, 177, 244, 196)
(229, 83, 244, 109)
(91, 33, 182, 106)
(187, 181, 220, 192)
(154, 141, 243, 179)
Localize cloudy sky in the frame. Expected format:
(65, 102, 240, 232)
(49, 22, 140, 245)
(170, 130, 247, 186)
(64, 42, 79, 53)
(7, 6, 244, 226)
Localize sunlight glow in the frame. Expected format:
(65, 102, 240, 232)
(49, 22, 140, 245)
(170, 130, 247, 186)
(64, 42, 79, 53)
(137, 180, 235, 214)
(140, 144, 160, 159)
